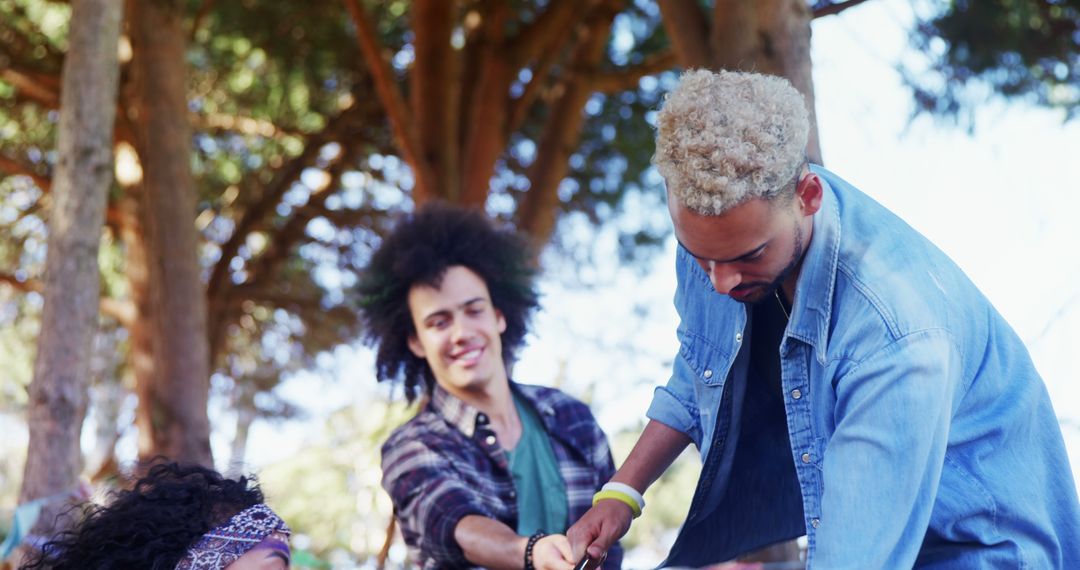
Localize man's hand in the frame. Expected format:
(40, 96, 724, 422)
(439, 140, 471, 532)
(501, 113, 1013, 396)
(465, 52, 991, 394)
(566, 499, 634, 562)
(531, 534, 575, 570)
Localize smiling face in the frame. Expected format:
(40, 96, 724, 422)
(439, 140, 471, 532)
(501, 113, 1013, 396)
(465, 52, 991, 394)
(224, 532, 291, 570)
(669, 172, 822, 304)
(407, 265, 509, 400)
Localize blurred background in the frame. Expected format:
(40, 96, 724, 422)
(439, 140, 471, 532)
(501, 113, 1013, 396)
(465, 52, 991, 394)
(1, 0, 1078, 568)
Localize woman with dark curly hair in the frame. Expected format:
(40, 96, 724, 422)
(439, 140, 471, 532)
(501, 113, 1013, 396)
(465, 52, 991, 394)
(357, 204, 621, 570)
(19, 462, 290, 570)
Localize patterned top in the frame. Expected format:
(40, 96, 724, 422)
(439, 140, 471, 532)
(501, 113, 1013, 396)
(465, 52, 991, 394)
(381, 382, 622, 569)
(176, 503, 290, 570)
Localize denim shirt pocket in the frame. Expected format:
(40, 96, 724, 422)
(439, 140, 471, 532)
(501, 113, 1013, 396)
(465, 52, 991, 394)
(679, 332, 732, 388)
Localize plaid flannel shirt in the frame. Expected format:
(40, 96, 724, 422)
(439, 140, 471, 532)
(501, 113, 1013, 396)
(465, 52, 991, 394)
(381, 381, 623, 569)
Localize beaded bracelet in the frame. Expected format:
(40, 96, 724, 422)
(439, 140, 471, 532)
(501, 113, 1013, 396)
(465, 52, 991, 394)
(524, 530, 547, 570)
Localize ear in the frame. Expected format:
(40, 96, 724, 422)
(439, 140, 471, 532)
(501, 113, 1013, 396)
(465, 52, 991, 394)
(407, 334, 426, 359)
(495, 308, 507, 334)
(796, 173, 823, 217)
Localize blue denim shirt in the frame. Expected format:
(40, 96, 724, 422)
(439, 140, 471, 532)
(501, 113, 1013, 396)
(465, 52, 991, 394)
(648, 166, 1080, 568)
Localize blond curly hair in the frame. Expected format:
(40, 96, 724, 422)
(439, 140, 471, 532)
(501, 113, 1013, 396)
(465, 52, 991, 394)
(653, 69, 810, 215)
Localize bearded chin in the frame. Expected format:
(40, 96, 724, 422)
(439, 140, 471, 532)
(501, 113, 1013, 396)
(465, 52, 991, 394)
(744, 222, 805, 306)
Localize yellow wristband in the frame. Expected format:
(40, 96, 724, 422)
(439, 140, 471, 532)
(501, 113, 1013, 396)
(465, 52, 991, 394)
(592, 490, 642, 518)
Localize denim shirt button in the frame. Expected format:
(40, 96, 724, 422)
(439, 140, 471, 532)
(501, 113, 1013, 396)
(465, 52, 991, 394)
(485, 435, 497, 446)
(791, 389, 802, 400)
(811, 518, 820, 529)
(703, 369, 713, 379)
(735, 332, 743, 343)
(801, 452, 811, 463)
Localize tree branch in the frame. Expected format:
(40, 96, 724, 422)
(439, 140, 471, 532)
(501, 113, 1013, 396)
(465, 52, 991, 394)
(192, 112, 301, 139)
(0, 3, 66, 67)
(206, 101, 366, 308)
(341, 0, 433, 202)
(0, 154, 52, 190)
(205, 104, 379, 365)
(517, 0, 621, 248)
(207, 147, 356, 366)
(590, 49, 677, 93)
(812, 0, 873, 19)
(507, 13, 575, 136)
(0, 67, 60, 108)
(242, 149, 354, 289)
(227, 284, 341, 312)
(0, 153, 125, 227)
(507, 0, 583, 68)
(189, 0, 219, 41)
(99, 297, 136, 328)
(0, 272, 41, 294)
(0, 273, 134, 326)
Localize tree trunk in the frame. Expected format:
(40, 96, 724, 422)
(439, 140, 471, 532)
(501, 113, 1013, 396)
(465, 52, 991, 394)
(754, 0, 821, 163)
(19, 0, 123, 537)
(128, 0, 213, 466)
(659, 0, 711, 68)
(116, 190, 162, 459)
(458, 2, 512, 207)
(711, 0, 758, 70)
(411, 0, 460, 202)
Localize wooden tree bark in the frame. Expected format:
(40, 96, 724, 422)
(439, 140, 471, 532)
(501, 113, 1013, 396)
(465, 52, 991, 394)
(756, 0, 822, 163)
(412, 0, 461, 202)
(128, 0, 212, 466)
(118, 189, 160, 459)
(19, 0, 123, 536)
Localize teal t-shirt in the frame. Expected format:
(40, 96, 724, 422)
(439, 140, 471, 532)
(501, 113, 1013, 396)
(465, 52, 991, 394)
(507, 392, 568, 535)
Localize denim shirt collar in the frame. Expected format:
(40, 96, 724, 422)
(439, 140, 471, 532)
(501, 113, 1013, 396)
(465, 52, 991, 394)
(787, 165, 841, 364)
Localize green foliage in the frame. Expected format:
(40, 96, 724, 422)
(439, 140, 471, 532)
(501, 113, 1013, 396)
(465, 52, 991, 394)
(908, 0, 1080, 121)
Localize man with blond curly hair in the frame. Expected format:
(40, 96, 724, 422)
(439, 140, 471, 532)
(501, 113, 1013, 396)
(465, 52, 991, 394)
(568, 69, 1080, 568)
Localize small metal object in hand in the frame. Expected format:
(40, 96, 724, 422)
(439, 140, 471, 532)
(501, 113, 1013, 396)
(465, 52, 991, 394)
(575, 553, 606, 570)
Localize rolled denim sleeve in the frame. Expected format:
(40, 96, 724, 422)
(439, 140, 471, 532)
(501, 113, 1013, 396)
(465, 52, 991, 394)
(647, 365, 703, 448)
(813, 329, 962, 568)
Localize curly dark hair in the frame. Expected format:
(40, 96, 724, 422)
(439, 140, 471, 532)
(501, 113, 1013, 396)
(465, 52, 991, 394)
(20, 462, 264, 570)
(356, 203, 539, 402)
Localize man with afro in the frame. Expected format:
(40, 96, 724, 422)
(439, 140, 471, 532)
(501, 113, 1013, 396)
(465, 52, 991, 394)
(567, 69, 1080, 568)
(357, 204, 621, 570)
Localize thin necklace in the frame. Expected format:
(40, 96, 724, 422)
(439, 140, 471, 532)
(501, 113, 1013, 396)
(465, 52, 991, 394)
(774, 289, 791, 321)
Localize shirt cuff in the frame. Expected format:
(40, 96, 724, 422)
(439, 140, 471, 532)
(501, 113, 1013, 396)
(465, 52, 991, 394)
(428, 503, 487, 567)
(646, 386, 701, 447)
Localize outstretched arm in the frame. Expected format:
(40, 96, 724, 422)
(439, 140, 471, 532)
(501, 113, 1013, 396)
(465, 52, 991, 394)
(455, 516, 574, 570)
(567, 420, 692, 560)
